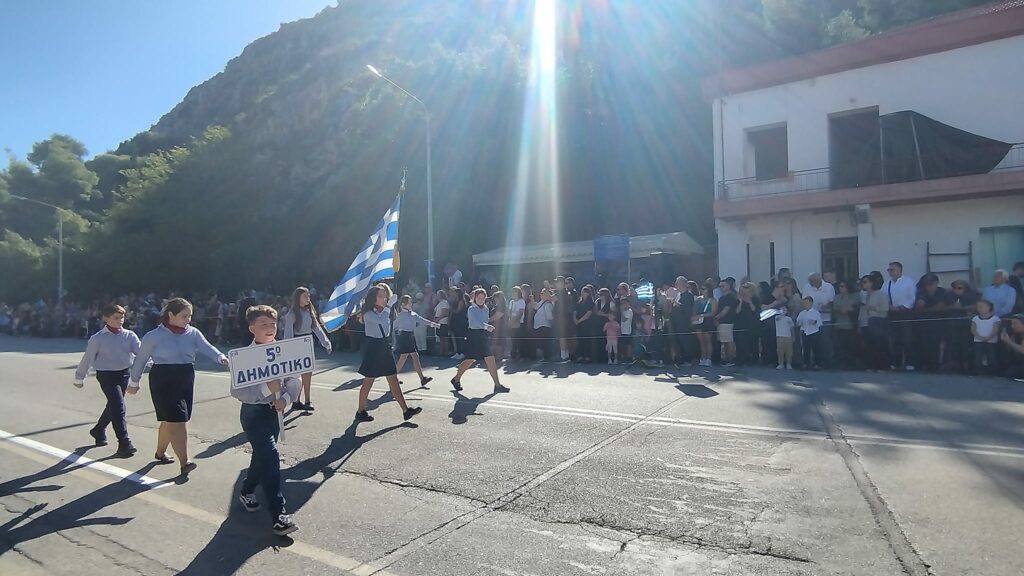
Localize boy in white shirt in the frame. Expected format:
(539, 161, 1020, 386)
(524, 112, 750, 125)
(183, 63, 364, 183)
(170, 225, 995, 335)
(971, 299, 1000, 375)
(774, 310, 795, 370)
(796, 297, 822, 369)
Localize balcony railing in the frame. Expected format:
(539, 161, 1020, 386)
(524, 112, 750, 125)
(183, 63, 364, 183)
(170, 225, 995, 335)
(718, 142, 1024, 200)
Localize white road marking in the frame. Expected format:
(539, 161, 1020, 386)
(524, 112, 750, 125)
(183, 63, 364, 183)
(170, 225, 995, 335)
(0, 432, 399, 575)
(0, 428, 172, 489)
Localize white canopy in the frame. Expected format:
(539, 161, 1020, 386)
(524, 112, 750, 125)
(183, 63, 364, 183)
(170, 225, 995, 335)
(472, 232, 704, 267)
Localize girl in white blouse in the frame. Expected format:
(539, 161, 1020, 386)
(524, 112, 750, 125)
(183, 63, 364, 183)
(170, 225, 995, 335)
(283, 287, 332, 412)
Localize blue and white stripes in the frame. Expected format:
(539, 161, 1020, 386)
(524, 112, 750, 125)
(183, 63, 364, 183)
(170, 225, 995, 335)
(320, 195, 401, 332)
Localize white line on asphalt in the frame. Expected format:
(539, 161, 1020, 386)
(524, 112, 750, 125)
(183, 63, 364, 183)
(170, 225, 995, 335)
(0, 431, 400, 575)
(0, 428, 172, 489)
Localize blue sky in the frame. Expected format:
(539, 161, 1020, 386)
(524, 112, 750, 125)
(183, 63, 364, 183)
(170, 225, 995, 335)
(1, 0, 335, 160)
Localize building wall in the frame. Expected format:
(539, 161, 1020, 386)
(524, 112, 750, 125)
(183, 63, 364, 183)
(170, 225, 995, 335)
(716, 196, 1024, 286)
(713, 35, 1024, 182)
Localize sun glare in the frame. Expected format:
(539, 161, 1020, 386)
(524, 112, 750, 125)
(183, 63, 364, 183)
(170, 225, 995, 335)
(502, 0, 560, 287)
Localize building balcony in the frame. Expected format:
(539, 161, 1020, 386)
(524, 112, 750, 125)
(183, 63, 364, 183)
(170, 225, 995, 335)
(715, 143, 1024, 220)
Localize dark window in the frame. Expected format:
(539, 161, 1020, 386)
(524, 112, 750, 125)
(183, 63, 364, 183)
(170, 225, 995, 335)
(829, 108, 882, 189)
(749, 126, 788, 181)
(821, 237, 858, 285)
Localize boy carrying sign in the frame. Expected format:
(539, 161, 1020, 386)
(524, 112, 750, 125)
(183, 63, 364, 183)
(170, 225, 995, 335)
(235, 305, 299, 536)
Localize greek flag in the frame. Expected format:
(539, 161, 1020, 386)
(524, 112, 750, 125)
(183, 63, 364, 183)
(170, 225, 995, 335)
(635, 282, 655, 301)
(320, 195, 401, 331)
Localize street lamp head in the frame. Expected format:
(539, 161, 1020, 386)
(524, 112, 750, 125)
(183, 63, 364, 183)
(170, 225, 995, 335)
(366, 64, 382, 77)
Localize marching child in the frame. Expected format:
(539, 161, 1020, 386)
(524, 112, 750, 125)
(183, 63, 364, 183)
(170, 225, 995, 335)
(74, 304, 141, 457)
(796, 296, 822, 369)
(775, 309, 795, 370)
(394, 295, 441, 386)
(604, 310, 621, 365)
(451, 288, 509, 393)
(355, 284, 422, 423)
(235, 305, 299, 536)
(283, 287, 332, 412)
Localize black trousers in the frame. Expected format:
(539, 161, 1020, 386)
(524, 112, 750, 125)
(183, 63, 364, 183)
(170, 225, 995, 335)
(240, 403, 286, 521)
(533, 326, 555, 360)
(95, 369, 130, 443)
(888, 310, 915, 367)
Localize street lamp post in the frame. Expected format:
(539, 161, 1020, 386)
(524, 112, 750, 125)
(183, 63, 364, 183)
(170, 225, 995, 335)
(10, 195, 64, 305)
(366, 64, 435, 285)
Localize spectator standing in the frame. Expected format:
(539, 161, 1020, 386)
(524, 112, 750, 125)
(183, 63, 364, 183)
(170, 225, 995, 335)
(734, 283, 760, 366)
(982, 270, 1017, 318)
(715, 278, 738, 366)
(861, 275, 890, 372)
(971, 299, 1000, 375)
(882, 262, 917, 370)
(802, 273, 835, 368)
(947, 280, 979, 373)
(832, 280, 859, 369)
(797, 296, 823, 369)
(914, 274, 950, 372)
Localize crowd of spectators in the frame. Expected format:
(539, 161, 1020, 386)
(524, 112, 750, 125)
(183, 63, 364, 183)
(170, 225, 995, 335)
(3, 260, 1023, 380)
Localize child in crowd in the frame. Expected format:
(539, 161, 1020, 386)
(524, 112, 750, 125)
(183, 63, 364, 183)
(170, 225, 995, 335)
(235, 305, 299, 536)
(74, 304, 141, 457)
(796, 296, 822, 369)
(775, 309, 795, 370)
(971, 299, 1000, 375)
(604, 310, 621, 364)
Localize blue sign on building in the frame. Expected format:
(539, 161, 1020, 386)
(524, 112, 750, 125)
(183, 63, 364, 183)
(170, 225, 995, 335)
(593, 234, 630, 262)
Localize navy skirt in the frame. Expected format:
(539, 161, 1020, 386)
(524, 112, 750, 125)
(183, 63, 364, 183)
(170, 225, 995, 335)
(395, 331, 417, 355)
(464, 329, 490, 361)
(360, 336, 397, 377)
(149, 363, 195, 423)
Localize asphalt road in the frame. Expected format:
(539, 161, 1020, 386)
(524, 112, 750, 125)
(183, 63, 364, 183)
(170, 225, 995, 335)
(1, 335, 1022, 575)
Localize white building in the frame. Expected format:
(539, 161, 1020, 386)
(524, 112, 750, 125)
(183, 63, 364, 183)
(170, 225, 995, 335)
(705, 2, 1024, 287)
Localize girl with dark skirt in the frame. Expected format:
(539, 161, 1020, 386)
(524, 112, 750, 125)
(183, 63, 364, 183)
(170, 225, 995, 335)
(355, 284, 422, 423)
(283, 286, 332, 412)
(450, 288, 509, 393)
(128, 298, 228, 476)
(394, 294, 440, 386)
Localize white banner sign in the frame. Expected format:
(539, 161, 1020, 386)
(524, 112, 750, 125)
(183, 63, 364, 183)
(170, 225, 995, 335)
(228, 336, 315, 390)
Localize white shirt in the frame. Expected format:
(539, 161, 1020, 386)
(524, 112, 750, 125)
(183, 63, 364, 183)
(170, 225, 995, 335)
(882, 275, 917, 310)
(972, 315, 1001, 343)
(797, 308, 822, 336)
(434, 300, 450, 325)
(801, 282, 836, 322)
(533, 300, 554, 329)
(510, 298, 527, 325)
(620, 308, 634, 336)
(775, 314, 795, 338)
(449, 269, 463, 287)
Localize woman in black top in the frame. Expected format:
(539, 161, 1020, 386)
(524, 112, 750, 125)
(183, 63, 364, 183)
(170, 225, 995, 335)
(735, 282, 761, 366)
(574, 286, 596, 363)
(594, 288, 616, 363)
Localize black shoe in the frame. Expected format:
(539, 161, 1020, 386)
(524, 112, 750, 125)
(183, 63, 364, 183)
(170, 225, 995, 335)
(493, 384, 510, 393)
(180, 461, 197, 476)
(355, 410, 374, 423)
(421, 376, 433, 386)
(304, 402, 315, 412)
(115, 443, 137, 458)
(292, 401, 307, 411)
(451, 378, 463, 391)
(403, 406, 422, 421)
(154, 453, 175, 464)
(272, 514, 298, 536)
(89, 428, 108, 447)
(239, 493, 261, 513)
